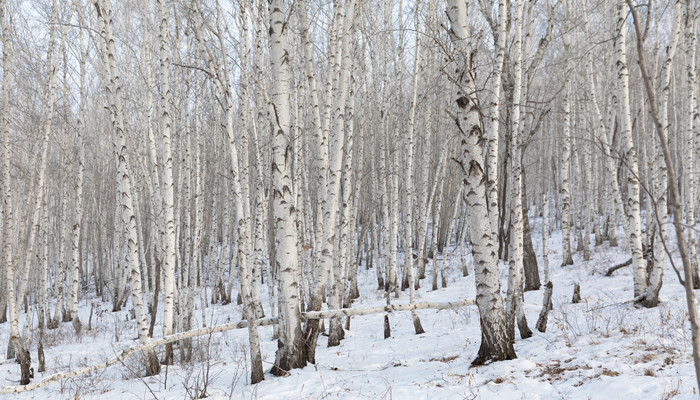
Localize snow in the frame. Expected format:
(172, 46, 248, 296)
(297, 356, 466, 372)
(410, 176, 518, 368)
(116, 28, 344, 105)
(1, 220, 699, 399)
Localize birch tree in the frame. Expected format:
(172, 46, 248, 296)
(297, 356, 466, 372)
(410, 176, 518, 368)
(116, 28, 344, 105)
(155, 0, 178, 366)
(269, 0, 306, 375)
(6, 0, 67, 383)
(446, 0, 516, 365)
(403, 0, 425, 334)
(0, 0, 8, 329)
(505, 0, 532, 340)
(560, 35, 574, 267)
(67, 12, 87, 333)
(645, 0, 682, 306)
(94, 0, 160, 376)
(625, 0, 700, 389)
(615, 0, 647, 298)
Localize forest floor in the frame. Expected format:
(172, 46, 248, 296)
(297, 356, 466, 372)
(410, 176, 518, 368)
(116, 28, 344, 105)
(1, 219, 699, 399)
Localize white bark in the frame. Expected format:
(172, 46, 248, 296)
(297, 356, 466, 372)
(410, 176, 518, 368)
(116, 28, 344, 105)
(328, 0, 356, 346)
(269, 0, 306, 374)
(691, 17, 700, 275)
(446, 0, 516, 364)
(155, 0, 178, 365)
(615, 0, 647, 297)
(0, 0, 14, 344)
(542, 192, 550, 283)
(94, 0, 159, 375)
(403, 0, 424, 332)
(506, 0, 531, 340)
(237, 2, 265, 382)
(560, 59, 574, 267)
(486, 0, 507, 239)
(647, 0, 682, 304)
(68, 21, 87, 328)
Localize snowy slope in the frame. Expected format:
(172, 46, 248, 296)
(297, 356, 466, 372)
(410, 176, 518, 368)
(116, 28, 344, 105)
(1, 221, 698, 399)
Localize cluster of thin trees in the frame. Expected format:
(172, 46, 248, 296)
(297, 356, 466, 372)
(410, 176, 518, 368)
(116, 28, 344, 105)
(0, 0, 699, 392)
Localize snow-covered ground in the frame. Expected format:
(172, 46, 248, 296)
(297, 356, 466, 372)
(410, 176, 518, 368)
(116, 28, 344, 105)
(2, 221, 699, 399)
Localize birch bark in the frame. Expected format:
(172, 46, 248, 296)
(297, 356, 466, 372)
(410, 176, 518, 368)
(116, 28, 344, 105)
(615, 0, 647, 297)
(269, 0, 306, 374)
(94, 0, 159, 376)
(403, 0, 424, 334)
(646, 0, 682, 305)
(446, 0, 516, 365)
(506, 0, 532, 340)
(155, 0, 178, 366)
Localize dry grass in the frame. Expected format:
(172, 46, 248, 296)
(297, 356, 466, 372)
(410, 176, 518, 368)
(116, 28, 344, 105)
(428, 355, 459, 363)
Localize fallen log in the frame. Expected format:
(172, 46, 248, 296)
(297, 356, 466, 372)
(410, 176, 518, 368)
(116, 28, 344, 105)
(0, 317, 279, 394)
(605, 258, 632, 276)
(302, 298, 476, 320)
(0, 298, 476, 394)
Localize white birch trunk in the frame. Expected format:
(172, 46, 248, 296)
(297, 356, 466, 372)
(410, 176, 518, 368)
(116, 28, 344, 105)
(68, 24, 87, 331)
(542, 192, 550, 283)
(486, 0, 507, 239)
(269, 0, 306, 374)
(691, 18, 700, 279)
(506, 0, 531, 340)
(0, 0, 8, 327)
(155, 0, 178, 365)
(0, 0, 17, 358)
(615, 0, 647, 297)
(446, 0, 516, 365)
(560, 68, 574, 267)
(404, 0, 424, 333)
(94, 0, 159, 376)
(646, 0, 682, 304)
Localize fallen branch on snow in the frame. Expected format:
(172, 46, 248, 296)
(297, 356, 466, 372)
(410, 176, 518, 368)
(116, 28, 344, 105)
(302, 298, 476, 320)
(605, 258, 632, 276)
(0, 298, 476, 394)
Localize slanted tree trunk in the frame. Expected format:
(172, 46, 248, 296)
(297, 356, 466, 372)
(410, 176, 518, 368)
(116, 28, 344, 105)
(94, 0, 159, 376)
(646, 0, 682, 305)
(6, 0, 66, 382)
(626, 0, 700, 391)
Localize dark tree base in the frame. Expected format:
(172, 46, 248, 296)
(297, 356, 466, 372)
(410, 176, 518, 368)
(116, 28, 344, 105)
(572, 283, 581, 303)
(145, 348, 161, 377)
(12, 336, 32, 385)
(383, 315, 391, 339)
(536, 281, 553, 332)
(271, 334, 306, 377)
(412, 312, 425, 335)
(471, 342, 516, 366)
(327, 317, 345, 347)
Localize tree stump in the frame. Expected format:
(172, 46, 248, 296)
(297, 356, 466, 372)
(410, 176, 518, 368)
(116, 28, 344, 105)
(536, 281, 553, 332)
(572, 282, 581, 304)
(383, 315, 391, 339)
